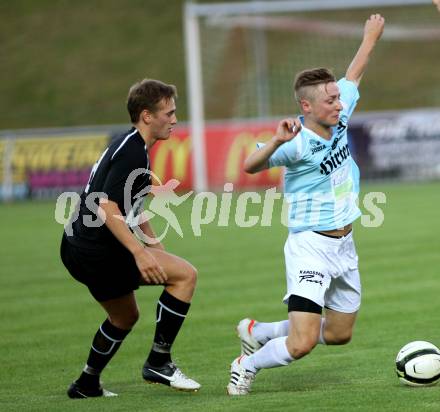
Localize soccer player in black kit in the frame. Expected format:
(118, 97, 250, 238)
(60, 79, 200, 398)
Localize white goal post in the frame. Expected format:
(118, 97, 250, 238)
(183, 0, 434, 192)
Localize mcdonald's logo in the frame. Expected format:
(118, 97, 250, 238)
(225, 131, 281, 183)
(152, 137, 191, 182)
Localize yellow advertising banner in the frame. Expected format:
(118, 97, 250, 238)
(10, 134, 108, 183)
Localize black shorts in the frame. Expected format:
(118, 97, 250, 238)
(60, 233, 140, 302)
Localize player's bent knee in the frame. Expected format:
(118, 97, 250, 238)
(286, 336, 317, 359)
(289, 342, 315, 359)
(183, 264, 198, 289)
(168, 263, 197, 292)
(110, 308, 139, 330)
(329, 332, 352, 345)
(338, 335, 352, 345)
(325, 328, 353, 345)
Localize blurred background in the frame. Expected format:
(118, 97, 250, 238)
(1, 0, 440, 199)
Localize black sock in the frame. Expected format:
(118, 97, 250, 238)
(77, 319, 131, 388)
(147, 290, 190, 367)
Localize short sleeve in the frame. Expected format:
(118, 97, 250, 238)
(268, 138, 301, 168)
(337, 78, 360, 120)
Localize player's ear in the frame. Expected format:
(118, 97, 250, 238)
(300, 99, 312, 114)
(141, 109, 153, 124)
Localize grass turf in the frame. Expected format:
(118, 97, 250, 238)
(0, 181, 439, 411)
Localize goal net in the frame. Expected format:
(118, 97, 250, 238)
(200, 1, 440, 119)
(184, 0, 440, 189)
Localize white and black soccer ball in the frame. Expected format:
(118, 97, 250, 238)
(395, 340, 440, 387)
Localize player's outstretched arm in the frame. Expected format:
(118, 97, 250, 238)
(434, 0, 440, 12)
(345, 14, 385, 86)
(244, 118, 301, 174)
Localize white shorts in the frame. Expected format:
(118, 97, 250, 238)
(283, 230, 361, 314)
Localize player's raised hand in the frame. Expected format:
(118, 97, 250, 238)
(134, 247, 168, 284)
(434, 0, 440, 12)
(363, 14, 385, 44)
(273, 117, 302, 145)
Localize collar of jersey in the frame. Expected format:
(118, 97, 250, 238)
(130, 126, 148, 149)
(299, 116, 337, 145)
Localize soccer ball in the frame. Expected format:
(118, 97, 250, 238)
(395, 341, 440, 387)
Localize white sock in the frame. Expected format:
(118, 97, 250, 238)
(242, 336, 293, 373)
(253, 318, 326, 345)
(252, 320, 290, 344)
(318, 318, 326, 345)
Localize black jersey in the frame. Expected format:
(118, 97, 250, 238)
(66, 127, 151, 250)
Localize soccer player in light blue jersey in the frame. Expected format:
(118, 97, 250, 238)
(227, 14, 385, 395)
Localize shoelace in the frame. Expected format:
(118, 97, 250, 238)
(166, 363, 194, 381)
(174, 368, 192, 381)
(236, 370, 255, 390)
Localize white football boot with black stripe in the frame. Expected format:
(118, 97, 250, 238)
(142, 361, 201, 392)
(227, 355, 256, 395)
(237, 318, 262, 356)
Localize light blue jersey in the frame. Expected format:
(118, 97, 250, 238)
(267, 78, 361, 233)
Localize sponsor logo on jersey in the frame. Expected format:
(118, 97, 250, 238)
(311, 145, 325, 154)
(319, 144, 351, 176)
(318, 120, 351, 175)
(310, 139, 325, 155)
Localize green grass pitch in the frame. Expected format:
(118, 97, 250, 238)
(1, 182, 439, 411)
